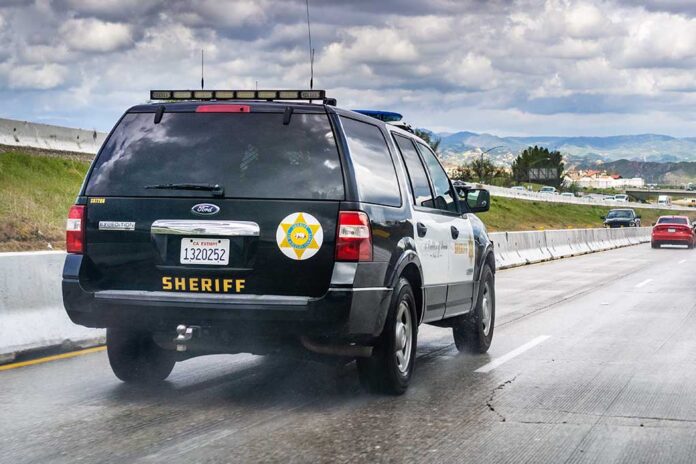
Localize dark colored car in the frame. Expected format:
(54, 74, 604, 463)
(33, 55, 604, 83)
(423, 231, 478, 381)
(62, 91, 496, 394)
(602, 208, 641, 228)
(651, 216, 695, 249)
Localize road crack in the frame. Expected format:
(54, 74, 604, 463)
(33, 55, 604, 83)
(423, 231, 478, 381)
(485, 376, 517, 422)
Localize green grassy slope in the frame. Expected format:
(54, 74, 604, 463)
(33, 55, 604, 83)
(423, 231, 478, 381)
(480, 196, 694, 231)
(0, 151, 694, 251)
(0, 151, 90, 251)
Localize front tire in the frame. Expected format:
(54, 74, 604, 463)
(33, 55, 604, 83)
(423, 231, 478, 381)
(453, 264, 495, 354)
(107, 329, 175, 383)
(357, 278, 417, 395)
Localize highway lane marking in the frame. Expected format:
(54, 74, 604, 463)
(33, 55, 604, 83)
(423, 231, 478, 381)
(474, 335, 551, 373)
(0, 250, 65, 257)
(678, 259, 686, 264)
(635, 278, 653, 288)
(0, 346, 105, 371)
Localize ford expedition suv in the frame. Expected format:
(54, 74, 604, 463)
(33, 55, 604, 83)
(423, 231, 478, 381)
(63, 90, 496, 394)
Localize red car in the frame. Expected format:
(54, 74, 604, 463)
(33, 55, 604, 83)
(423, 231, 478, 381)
(651, 216, 695, 249)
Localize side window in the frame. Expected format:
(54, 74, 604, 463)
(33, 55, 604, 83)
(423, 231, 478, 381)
(341, 117, 401, 207)
(393, 134, 434, 208)
(416, 142, 457, 213)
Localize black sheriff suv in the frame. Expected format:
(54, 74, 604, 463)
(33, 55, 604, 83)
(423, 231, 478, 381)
(62, 90, 496, 394)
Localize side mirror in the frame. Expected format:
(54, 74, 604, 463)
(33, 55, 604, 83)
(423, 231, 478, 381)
(636, 215, 641, 219)
(600, 216, 606, 220)
(461, 188, 490, 213)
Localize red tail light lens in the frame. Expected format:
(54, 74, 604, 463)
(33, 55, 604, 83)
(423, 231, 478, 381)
(66, 205, 85, 253)
(335, 211, 372, 262)
(196, 104, 250, 113)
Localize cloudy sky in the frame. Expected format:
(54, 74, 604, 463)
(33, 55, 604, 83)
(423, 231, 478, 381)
(0, 0, 694, 136)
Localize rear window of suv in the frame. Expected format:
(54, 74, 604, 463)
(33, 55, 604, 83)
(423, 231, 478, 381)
(657, 217, 688, 225)
(85, 112, 344, 200)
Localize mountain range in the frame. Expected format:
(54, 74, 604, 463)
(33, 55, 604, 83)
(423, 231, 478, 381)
(435, 131, 696, 166)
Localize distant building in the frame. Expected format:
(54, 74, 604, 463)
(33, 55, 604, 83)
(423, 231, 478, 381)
(564, 169, 645, 189)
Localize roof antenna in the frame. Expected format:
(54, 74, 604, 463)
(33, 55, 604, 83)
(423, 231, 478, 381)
(200, 49, 205, 90)
(305, 0, 314, 89)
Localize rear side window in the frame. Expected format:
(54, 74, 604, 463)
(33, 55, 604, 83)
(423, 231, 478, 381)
(340, 117, 401, 207)
(393, 135, 434, 208)
(658, 217, 688, 225)
(85, 112, 344, 200)
(416, 141, 457, 213)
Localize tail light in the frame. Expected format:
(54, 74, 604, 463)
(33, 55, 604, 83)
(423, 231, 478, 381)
(66, 205, 85, 253)
(335, 211, 372, 262)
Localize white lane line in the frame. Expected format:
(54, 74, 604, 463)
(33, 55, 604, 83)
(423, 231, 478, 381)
(474, 335, 551, 373)
(635, 278, 653, 288)
(678, 259, 686, 264)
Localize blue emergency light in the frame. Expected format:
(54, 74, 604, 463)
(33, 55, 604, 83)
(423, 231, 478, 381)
(353, 110, 403, 123)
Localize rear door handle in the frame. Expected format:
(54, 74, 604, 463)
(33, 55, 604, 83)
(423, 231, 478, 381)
(417, 222, 427, 237)
(451, 226, 459, 239)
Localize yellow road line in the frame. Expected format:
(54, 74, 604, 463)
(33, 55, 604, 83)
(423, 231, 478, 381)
(0, 346, 106, 371)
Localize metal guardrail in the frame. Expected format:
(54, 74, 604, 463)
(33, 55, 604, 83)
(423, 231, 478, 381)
(480, 184, 694, 211)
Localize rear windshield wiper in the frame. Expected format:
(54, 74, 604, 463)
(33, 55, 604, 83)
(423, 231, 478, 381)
(145, 183, 224, 197)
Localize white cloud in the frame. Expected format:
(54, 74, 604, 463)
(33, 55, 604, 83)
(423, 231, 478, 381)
(620, 12, 696, 68)
(7, 63, 68, 89)
(0, 0, 693, 136)
(60, 18, 133, 53)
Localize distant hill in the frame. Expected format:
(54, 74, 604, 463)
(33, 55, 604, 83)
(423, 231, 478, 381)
(436, 131, 696, 166)
(573, 159, 696, 184)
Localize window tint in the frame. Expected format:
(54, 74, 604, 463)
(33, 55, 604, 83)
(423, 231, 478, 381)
(86, 112, 344, 199)
(607, 210, 633, 219)
(657, 217, 688, 225)
(393, 135, 434, 208)
(416, 142, 457, 212)
(341, 117, 401, 207)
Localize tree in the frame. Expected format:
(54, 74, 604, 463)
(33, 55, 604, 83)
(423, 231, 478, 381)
(511, 145, 565, 188)
(450, 164, 474, 181)
(450, 159, 511, 185)
(414, 129, 441, 154)
(470, 157, 501, 184)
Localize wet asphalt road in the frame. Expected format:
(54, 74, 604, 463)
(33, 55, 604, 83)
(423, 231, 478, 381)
(1, 244, 695, 463)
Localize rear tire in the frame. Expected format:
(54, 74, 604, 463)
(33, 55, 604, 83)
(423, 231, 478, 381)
(357, 278, 417, 395)
(651, 241, 659, 249)
(453, 264, 495, 354)
(107, 329, 175, 383)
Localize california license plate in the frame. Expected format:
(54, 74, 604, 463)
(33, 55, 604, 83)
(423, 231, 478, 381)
(180, 238, 229, 265)
(668, 228, 676, 233)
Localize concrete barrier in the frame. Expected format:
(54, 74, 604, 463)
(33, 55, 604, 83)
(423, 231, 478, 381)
(0, 226, 654, 362)
(488, 232, 524, 268)
(0, 251, 104, 363)
(490, 226, 651, 269)
(0, 117, 107, 155)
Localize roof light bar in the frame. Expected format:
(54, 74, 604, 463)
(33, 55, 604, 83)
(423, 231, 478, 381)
(149, 89, 328, 102)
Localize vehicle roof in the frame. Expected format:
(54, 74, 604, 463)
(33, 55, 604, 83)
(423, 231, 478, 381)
(658, 215, 689, 219)
(123, 100, 431, 159)
(125, 100, 426, 139)
(608, 208, 635, 212)
(128, 100, 331, 114)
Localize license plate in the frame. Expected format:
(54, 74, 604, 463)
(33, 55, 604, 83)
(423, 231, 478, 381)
(668, 228, 676, 233)
(180, 238, 229, 265)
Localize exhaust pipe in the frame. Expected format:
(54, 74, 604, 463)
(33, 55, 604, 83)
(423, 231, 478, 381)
(300, 336, 372, 358)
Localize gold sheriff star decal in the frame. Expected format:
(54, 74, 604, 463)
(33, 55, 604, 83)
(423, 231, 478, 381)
(276, 212, 324, 260)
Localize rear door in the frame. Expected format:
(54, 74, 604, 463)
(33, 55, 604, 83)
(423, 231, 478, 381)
(81, 109, 344, 298)
(392, 134, 450, 321)
(414, 142, 475, 317)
